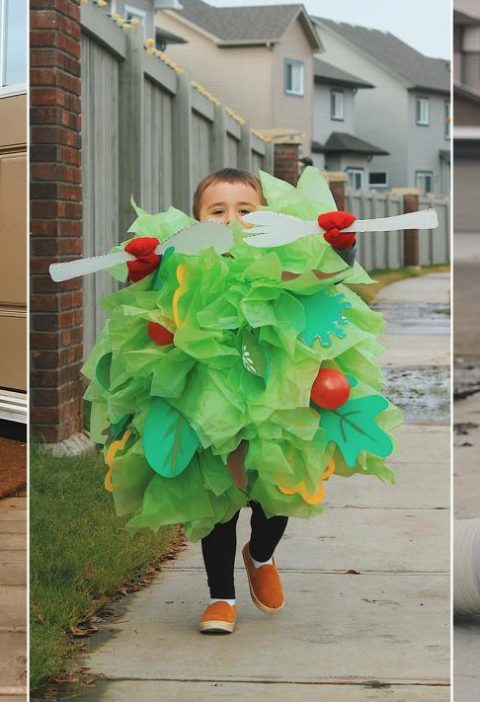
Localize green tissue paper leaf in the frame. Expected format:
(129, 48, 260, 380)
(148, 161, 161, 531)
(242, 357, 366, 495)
(320, 395, 394, 467)
(296, 166, 337, 213)
(144, 398, 200, 478)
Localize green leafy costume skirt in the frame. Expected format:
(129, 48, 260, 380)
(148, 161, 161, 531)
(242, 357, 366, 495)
(83, 169, 403, 541)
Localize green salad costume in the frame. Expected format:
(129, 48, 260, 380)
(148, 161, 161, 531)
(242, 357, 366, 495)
(83, 168, 403, 542)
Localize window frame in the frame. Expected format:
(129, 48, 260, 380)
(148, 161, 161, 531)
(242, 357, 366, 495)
(415, 96, 430, 126)
(330, 89, 345, 121)
(368, 171, 388, 188)
(0, 0, 27, 95)
(415, 169, 434, 193)
(346, 167, 365, 190)
(124, 3, 148, 37)
(284, 59, 305, 98)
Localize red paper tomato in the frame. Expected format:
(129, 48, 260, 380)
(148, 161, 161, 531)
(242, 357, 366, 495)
(147, 321, 174, 346)
(311, 368, 350, 409)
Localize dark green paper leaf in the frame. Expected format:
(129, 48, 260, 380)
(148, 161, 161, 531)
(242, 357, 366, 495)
(144, 398, 200, 478)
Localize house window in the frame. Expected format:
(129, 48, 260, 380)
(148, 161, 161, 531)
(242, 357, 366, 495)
(125, 4, 147, 37)
(330, 90, 344, 121)
(416, 96, 429, 126)
(346, 168, 364, 190)
(0, 0, 27, 92)
(445, 100, 451, 140)
(369, 172, 388, 188)
(285, 60, 304, 97)
(415, 170, 433, 193)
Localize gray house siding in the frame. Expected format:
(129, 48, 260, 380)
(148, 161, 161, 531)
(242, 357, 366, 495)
(313, 22, 409, 190)
(313, 20, 450, 194)
(408, 92, 450, 194)
(313, 83, 356, 143)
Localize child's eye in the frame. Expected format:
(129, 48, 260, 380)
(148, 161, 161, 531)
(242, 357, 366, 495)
(240, 208, 253, 215)
(211, 210, 224, 216)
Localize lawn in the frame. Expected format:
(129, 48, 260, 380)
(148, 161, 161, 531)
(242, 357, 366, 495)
(30, 442, 182, 692)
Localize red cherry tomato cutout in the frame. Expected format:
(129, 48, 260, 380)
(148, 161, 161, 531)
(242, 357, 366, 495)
(311, 368, 350, 409)
(147, 321, 174, 346)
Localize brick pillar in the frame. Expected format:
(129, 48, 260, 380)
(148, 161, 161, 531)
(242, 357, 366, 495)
(392, 188, 421, 267)
(273, 142, 300, 185)
(30, 0, 84, 442)
(323, 171, 347, 210)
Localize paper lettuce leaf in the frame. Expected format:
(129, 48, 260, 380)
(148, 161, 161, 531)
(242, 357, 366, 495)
(320, 395, 394, 467)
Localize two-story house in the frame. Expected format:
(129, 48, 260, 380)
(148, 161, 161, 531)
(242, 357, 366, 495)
(154, 0, 323, 152)
(0, 0, 27, 422)
(454, 0, 480, 232)
(311, 17, 451, 195)
(312, 58, 389, 189)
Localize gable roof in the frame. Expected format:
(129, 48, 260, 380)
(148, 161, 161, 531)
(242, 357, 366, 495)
(312, 131, 389, 156)
(166, 1, 322, 49)
(314, 58, 374, 89)
(313, 17, 450, 95)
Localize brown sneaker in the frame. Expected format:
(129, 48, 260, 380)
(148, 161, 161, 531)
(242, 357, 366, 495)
(242, 542, 285, 614)
(198, 601, 237, 634)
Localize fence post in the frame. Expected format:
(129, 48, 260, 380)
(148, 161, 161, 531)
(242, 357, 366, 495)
(238, 122, 252, 172)
(323, 171, 347, 210)
(212, 103, 227, 171)
(263, 140, 274, 175)
(172, 71, 193, 213)
(392, 188, 421, 267)
(118, 23, 145, 237)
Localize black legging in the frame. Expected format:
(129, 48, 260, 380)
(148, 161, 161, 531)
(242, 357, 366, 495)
(201, 502, 288, 599)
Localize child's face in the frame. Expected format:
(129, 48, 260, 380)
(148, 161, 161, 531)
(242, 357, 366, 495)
(197, 181, 262, 226)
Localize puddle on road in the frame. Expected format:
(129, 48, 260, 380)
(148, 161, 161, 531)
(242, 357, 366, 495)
(383, 366, 450, 424)
(373, 302, 450, 335)
(455, 362, 480, 400)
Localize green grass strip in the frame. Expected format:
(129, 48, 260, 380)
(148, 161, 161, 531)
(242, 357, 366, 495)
(30, 442, 181, 691)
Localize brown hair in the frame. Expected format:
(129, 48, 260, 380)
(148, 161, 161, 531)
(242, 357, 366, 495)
(192, 168, 265, 220)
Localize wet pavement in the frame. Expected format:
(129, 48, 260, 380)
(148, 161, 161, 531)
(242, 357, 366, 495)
(454, 235, 480, 702)
(373, 289, 450, 425)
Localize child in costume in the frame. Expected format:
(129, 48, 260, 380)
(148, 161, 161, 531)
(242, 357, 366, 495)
(66, 166, 415, 635)
(191, 169, 357, 633)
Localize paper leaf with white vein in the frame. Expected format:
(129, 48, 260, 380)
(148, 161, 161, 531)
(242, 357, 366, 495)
(320, 395, 393, 467)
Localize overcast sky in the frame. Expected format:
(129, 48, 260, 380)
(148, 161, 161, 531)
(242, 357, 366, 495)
(210, 0, 451, 59)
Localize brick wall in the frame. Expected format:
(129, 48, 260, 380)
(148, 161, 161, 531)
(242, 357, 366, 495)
(273, 143, 299, 185)
(30, 0, 84, 442)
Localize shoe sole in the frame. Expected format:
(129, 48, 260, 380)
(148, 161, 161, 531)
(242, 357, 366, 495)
(242, 546, 284, 615)
(198, 620, 235, 634)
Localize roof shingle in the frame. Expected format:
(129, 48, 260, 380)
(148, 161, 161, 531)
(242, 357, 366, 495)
(312, 131, 389, 155)
(170, 1, 321, 47)
(314, 58, 374, 88)
(313, 17, 450, 94)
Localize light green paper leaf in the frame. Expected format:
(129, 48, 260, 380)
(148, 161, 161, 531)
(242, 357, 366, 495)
(144, 397, 200, 478)
(296, 166, 337, 213)
(320, 395, 394, 467)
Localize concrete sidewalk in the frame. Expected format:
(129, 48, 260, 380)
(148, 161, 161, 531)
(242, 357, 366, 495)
(66, 274, 451, 701)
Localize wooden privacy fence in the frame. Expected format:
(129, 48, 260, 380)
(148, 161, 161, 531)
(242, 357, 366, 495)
(80, 4, 273, 354)
(345, 188, 450, 271)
